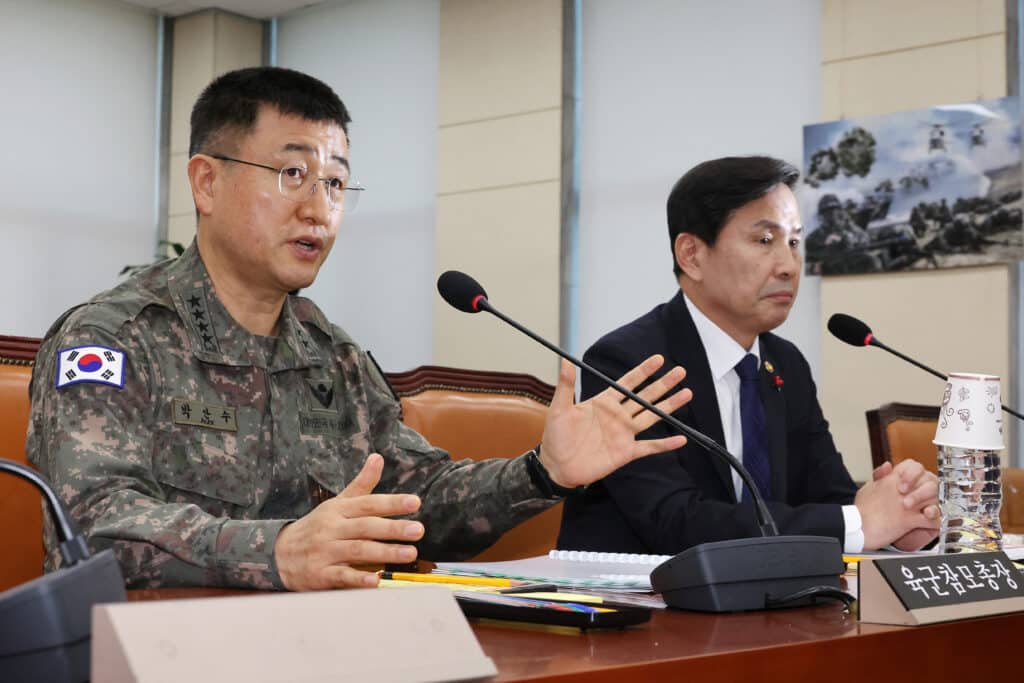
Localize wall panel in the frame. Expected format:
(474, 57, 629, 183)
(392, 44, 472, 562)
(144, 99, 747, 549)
(0, 0, 158, 337)
(819, 0, 1009, 481)
(433, 0, 563, 381)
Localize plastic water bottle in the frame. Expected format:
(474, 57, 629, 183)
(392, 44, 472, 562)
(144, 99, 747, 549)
(937, 445, 1002, 553)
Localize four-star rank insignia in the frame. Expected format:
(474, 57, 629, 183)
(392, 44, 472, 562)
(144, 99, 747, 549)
(186, 290, 220, 354)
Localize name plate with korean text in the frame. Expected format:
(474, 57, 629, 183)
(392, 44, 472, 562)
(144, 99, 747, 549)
(859, 551, 1024, 625)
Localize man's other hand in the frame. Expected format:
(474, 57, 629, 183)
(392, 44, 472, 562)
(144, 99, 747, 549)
(539, 355, 692, 489)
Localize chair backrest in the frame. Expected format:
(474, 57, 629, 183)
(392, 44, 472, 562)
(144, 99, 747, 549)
(865, 401, 1024, 534)
(0, 335, 43, 591)
(865, 402, 940, 472)
(386, 365, 561, 561)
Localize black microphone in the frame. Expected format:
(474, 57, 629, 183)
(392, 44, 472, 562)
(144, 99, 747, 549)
(438, 270, 846, 612)
(437, 270, 489, 314)
(828, 313, 1024, 422)
(0, 459, 126, 682)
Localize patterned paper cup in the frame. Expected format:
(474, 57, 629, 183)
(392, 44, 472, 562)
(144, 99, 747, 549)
(933, 373, 1004, 450)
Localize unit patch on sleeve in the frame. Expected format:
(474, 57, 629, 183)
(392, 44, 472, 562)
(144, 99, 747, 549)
(55, 345, 126, 389)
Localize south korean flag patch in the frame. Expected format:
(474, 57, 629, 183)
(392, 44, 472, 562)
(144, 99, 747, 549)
(56, 345, 126, 389)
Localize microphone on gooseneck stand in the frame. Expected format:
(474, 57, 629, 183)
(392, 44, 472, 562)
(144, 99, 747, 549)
(827, 313, 1024, 422)
(0, 459, 126, 682)
(437, 270, 848, 612)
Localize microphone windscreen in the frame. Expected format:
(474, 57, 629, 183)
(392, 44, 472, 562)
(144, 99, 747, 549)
(827, 313, 873, 347)
(437, 270, 488, 313)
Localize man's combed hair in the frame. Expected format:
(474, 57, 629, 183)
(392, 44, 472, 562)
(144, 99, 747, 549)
(666, 156, 799, 276)
(189, 66, 352, 156)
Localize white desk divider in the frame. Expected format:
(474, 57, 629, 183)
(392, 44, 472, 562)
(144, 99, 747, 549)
(91, 586, 496, 682)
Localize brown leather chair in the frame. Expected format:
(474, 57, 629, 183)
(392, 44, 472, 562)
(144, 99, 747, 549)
(0, 335, 44, 591)
(866, 401, 1024, 534)
(386, 365, 561, 561)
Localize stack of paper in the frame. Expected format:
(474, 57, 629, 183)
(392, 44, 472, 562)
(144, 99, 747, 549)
(434, 550, 671, 592)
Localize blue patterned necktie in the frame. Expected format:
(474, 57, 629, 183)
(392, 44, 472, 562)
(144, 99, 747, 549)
(735, 354, 771, 502)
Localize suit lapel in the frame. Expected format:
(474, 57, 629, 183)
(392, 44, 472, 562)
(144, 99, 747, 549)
(665, 293, 734, 498)
(757, 339, 788, 502)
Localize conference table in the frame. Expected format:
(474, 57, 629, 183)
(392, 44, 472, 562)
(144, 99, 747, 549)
(127, 587, 1019, 681)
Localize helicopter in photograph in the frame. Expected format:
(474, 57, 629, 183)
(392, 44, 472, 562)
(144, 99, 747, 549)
(923, 121, 988, 153)
(920, 104, 1012, 155)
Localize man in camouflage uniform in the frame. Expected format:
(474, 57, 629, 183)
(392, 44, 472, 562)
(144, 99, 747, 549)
(806, 194, 868, 248)
(27, 67, 691, 591)
(804, 194, 882, 274)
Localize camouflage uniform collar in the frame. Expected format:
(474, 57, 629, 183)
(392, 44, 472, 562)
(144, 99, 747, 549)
(166, 242, 324, 370)
(269, 297, 325, 371)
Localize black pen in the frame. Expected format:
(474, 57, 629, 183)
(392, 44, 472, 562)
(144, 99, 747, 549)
(499, 582, 559, 594)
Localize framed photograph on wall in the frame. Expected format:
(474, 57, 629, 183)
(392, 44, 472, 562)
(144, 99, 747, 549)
(801, 96, 1023, 276)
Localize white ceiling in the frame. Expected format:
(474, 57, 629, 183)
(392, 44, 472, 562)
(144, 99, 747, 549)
(118, 0, 324, 19)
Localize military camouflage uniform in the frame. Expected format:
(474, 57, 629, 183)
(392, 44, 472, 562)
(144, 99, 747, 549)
(805, 198, 883, 275)
(27, 243, 555, 589)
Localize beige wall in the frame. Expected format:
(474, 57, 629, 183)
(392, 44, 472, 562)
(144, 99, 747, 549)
(819, 0, 1011, 482)
(166, 11, 264, 250)
(433, 0, 563, 382)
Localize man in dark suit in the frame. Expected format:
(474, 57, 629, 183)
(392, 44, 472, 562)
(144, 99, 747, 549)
(558, 156, 939, 555)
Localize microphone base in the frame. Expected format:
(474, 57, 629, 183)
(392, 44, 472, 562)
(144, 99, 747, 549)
(650, 535, 845, 612)
(0, 550, 126, 683)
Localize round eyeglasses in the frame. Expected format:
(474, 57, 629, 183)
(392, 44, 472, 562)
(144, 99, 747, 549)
(210, 154, 364, 213)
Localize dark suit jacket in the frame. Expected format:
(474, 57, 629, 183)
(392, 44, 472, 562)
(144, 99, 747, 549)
(557, 291, 858, 554)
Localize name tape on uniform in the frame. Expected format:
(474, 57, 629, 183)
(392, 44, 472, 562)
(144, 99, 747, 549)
(56, 345, 126, 389)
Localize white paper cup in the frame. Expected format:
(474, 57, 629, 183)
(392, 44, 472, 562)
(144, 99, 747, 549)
(933, 372, 1004, 450)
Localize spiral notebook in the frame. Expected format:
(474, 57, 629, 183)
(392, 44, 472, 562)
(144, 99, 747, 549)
(433, 550, 672, 591)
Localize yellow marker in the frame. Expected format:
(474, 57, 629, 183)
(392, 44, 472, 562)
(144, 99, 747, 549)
(378, 571, 513, 587)
(378, 579, 498, 592)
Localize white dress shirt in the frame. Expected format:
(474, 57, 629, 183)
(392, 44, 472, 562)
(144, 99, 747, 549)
(682, 293, 864, 552)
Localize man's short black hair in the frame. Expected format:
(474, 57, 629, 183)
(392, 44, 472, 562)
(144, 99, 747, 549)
(666, 156, 799, 276)
(189, 66, 352, 156)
